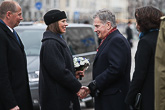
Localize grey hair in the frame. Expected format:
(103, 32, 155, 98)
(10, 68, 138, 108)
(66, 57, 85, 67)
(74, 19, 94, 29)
(93, 9, 116, 27)
(0, 1, 18, 19)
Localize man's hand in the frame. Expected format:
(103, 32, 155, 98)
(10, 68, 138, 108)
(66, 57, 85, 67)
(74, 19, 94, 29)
(10, 106, 20, 110)
(77, 86, 90, 99)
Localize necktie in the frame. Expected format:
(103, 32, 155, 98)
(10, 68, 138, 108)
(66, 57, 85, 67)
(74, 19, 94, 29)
(13, 29, 20, 45)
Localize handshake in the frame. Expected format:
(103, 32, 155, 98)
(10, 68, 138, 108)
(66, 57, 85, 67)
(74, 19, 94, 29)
(76, 71, 99, 99)
(76, 80, 99, 99)
(77, 86, 90, 99)
(75, 71, 91, 99)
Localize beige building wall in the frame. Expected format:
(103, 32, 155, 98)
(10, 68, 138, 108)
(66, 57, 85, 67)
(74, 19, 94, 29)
(110, 0, 128, 22)
(11, 0, 129, 23)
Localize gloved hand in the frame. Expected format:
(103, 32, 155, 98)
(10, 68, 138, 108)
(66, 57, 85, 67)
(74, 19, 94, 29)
(129, 105, 136, 110)
(88, 80, 100, 97)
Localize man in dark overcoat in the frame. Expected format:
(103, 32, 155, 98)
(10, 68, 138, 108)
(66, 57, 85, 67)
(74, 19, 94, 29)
(126, 21, 133, 47)
(0, 1, 33, 110)
(87, 9, 131, 110)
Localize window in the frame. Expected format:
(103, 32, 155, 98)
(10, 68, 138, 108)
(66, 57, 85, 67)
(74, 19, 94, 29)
(66, 0, 69, 7)
(64, 27, 97, 54)
(16, 29, 44, 56)
(54, 0, 59, 8)
(47, 0, 50, 4)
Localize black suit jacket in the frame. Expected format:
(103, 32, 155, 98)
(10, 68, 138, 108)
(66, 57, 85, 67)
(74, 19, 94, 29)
(93, 30, 131, 110)
(0, 22, 33, 110)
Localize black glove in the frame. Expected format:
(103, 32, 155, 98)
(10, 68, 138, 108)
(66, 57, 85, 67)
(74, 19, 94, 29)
(88, 80, 100, 97)
(129, 105, 138, 110)
(129, 105, 134, 110)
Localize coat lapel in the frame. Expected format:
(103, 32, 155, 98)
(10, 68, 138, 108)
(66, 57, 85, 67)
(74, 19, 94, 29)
(93, 34, 111, 65)
(7, 29, 24, 50)
(93, 30, 118, 65)
(0, 23, 24, 51)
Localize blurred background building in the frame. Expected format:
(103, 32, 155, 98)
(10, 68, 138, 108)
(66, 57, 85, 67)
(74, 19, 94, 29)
(127, 0, 165, 19)
(1, 0, 165, 23)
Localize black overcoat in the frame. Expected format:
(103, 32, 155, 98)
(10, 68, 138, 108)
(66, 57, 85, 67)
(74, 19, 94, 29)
(93, 30, 131, 110)
(125, 31, 158, 110)
(126, 26, 133, 41)
(39, 31, 82, 110)
(126, 26, 133, 47)
(0, 22, 33, 110)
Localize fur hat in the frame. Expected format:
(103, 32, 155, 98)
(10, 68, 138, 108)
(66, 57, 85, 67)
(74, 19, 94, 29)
(44, 10, 67, 25)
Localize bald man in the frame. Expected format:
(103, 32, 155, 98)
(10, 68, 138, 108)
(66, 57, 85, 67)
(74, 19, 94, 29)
(0, 1, 33, 110)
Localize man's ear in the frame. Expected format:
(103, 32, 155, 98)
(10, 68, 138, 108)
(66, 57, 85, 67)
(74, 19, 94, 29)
(106, 21, 111, 30)
(6, 11, 12, 19)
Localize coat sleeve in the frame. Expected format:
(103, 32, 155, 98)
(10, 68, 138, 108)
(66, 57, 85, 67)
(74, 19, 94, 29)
(95, 37, 130, 90)
(155, 17, 165, 110)
(0, 32, 17, 109)
(41, 40, 81, 93)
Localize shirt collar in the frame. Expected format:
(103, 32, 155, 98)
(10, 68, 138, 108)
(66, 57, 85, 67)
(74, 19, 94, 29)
(7, 25, 13, 32)
(0, 19, 13, 32)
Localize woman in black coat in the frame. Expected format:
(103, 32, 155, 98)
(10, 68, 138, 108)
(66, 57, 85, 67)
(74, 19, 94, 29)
(39, 10, 86, 110)
(125, 6, 164, 110)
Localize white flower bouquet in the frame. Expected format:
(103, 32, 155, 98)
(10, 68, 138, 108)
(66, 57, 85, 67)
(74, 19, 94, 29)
(73, 57, 90, 80)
